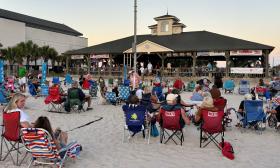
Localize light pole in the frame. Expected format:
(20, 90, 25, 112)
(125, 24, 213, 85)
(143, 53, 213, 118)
(133, 0, 137, 72)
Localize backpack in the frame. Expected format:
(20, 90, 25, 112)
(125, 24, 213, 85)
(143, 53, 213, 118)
(219, 141, 235, 160)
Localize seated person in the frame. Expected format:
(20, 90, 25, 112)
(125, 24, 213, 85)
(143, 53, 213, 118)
(65, 81, 92, 111)
(33, 116, 82, 158)
(235, 94, 253, 126)
(159, 94, 190, 128)
(195, 96, 219, 123)
(171, 89, 195, 108)
(267, 97, 280, 128)
(34, 116, 68, 151)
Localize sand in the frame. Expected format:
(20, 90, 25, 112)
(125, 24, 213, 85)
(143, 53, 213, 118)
(1, 84, 280, 168)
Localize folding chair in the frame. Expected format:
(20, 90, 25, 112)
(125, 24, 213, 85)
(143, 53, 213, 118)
(223, 80, 235, 94)
(122, 104, 150, 143)
(106, 92, 119, 105)
(0, 111, 27, 165)
(21, 128, 81, 168)
(44, 86, 64, 113)
(200, 110, 224, 149)
(243, 100, 266, 132)
(239, 80, 250, 95)
(214, 97, 231, 127)
(28, 82, 38, 97)
(159, 106, 184, 145)
(186, 81, 195, 92)
(119, 85, 130, 102)
(64, 73, 72, 86)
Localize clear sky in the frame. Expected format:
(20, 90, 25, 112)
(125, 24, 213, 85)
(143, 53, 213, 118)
(1, 0, 279, 65)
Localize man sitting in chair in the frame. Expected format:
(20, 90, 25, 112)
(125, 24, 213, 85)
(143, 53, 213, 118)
(65, 81, 93, 111)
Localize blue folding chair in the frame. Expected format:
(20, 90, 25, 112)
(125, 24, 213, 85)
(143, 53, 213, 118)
(64, 73, 72, 86)
(223, 80, 235, 93)
(243, 100, 266, 132)
(105, 92, 118, 105)
(122, 104, 149, 143)
(28, 83, 38, 97)
(119, 85, 130, 102)
(239, 80, 250, 95)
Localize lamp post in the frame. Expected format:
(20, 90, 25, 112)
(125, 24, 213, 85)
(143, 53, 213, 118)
(133, 0, 137, 72)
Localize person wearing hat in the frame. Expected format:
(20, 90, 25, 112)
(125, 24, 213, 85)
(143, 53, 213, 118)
(159, 93, 190, 127)
(195, 96, 219, 123)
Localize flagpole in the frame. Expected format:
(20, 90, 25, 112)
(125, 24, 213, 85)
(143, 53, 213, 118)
(133, 0, 137, 73)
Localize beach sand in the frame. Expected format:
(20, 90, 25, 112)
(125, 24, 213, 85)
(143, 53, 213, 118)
(1, 87, 280, 168)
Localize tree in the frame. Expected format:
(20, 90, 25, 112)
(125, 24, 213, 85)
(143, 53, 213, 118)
(16, 40, 34, 70)
(1, 47, 18, 75)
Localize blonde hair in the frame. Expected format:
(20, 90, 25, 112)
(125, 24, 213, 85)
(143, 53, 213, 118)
(4, 93, 26, 112)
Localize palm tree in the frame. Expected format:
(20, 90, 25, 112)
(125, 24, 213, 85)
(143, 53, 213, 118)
(17, 40, 34, 70)
(40, 45, 58, 72)
(1, 47, 17, 75)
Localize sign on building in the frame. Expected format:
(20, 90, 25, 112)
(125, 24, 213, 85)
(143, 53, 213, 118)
(231, 67, 263, 74)
(230, 50, 262, 56)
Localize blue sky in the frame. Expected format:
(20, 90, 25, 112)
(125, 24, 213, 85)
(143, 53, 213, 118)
(1, 0, 279, 65)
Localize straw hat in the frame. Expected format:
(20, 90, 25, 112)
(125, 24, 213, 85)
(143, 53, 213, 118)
(166, 94, 178, 104)
(200, 96, 214, 108)
(244, 94, 252, 100)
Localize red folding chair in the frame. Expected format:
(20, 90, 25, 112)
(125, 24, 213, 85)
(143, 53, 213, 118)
(214, 97, 231, 127)
(159, 107, 184, 145)
(45, 86, 64, 113)
(200, 110, 224, 149)
(0, 111, 27, 165)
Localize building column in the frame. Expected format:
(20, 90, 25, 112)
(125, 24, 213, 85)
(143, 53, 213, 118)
(66, 56, 69, 73)
(130, 53, 132, 69)
(86, 54, 91, 74)
(225, 51, 230, 78)
(192, 53, 197, 77)
(109, 54, 112, 76)
(264, 50, 269, 78)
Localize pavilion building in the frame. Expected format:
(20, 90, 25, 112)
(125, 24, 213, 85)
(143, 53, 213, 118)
(67, 14, 274, 78)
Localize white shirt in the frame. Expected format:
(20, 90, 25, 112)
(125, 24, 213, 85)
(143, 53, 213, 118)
(140, 67, 145, 73)
(147, 63, 152, 70)
(7, 108, 30, 123)
(136, 89, 143, 100)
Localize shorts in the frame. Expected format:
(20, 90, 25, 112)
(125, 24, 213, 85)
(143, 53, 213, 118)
(19, 77, 26, 85)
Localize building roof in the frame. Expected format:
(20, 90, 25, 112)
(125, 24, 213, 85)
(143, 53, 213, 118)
(154, 14, 180, 22)
(0, 8, 83, 36)
(67, 31, 274, 55)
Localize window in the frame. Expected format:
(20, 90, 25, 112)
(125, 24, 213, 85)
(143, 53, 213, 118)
(161, 21, 169, 32)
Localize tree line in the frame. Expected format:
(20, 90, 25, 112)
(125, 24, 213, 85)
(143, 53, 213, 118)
(0, 40, 67, 75)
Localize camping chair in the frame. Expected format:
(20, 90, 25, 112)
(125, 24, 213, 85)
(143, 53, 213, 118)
(20, 128, 81, 168)
(200, 110, 224, 149)
(223, 80, 235, 94)
(159, 107, 184, 145)
(0, 111, 27, 165)
(214, 97, 231, 127)
(173, 79, 184, 91)
(64, 73, 72, 86)
(44, 86, 64, 113)
(82, 79, 90, 90)
(122, 104, 150, 143)
(0, 90, 8, 106)
(186, 81, 195, 92)
(119, 85, 130, 102)
(105, 92, 119, 105)
(28, 82, 38, 97)
(65, 88, 86, 113)
(239, 80, 250, 95)
(242, 100, 266, 132)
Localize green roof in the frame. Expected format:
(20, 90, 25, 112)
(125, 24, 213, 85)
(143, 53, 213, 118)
(67, 31, 274, 55)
